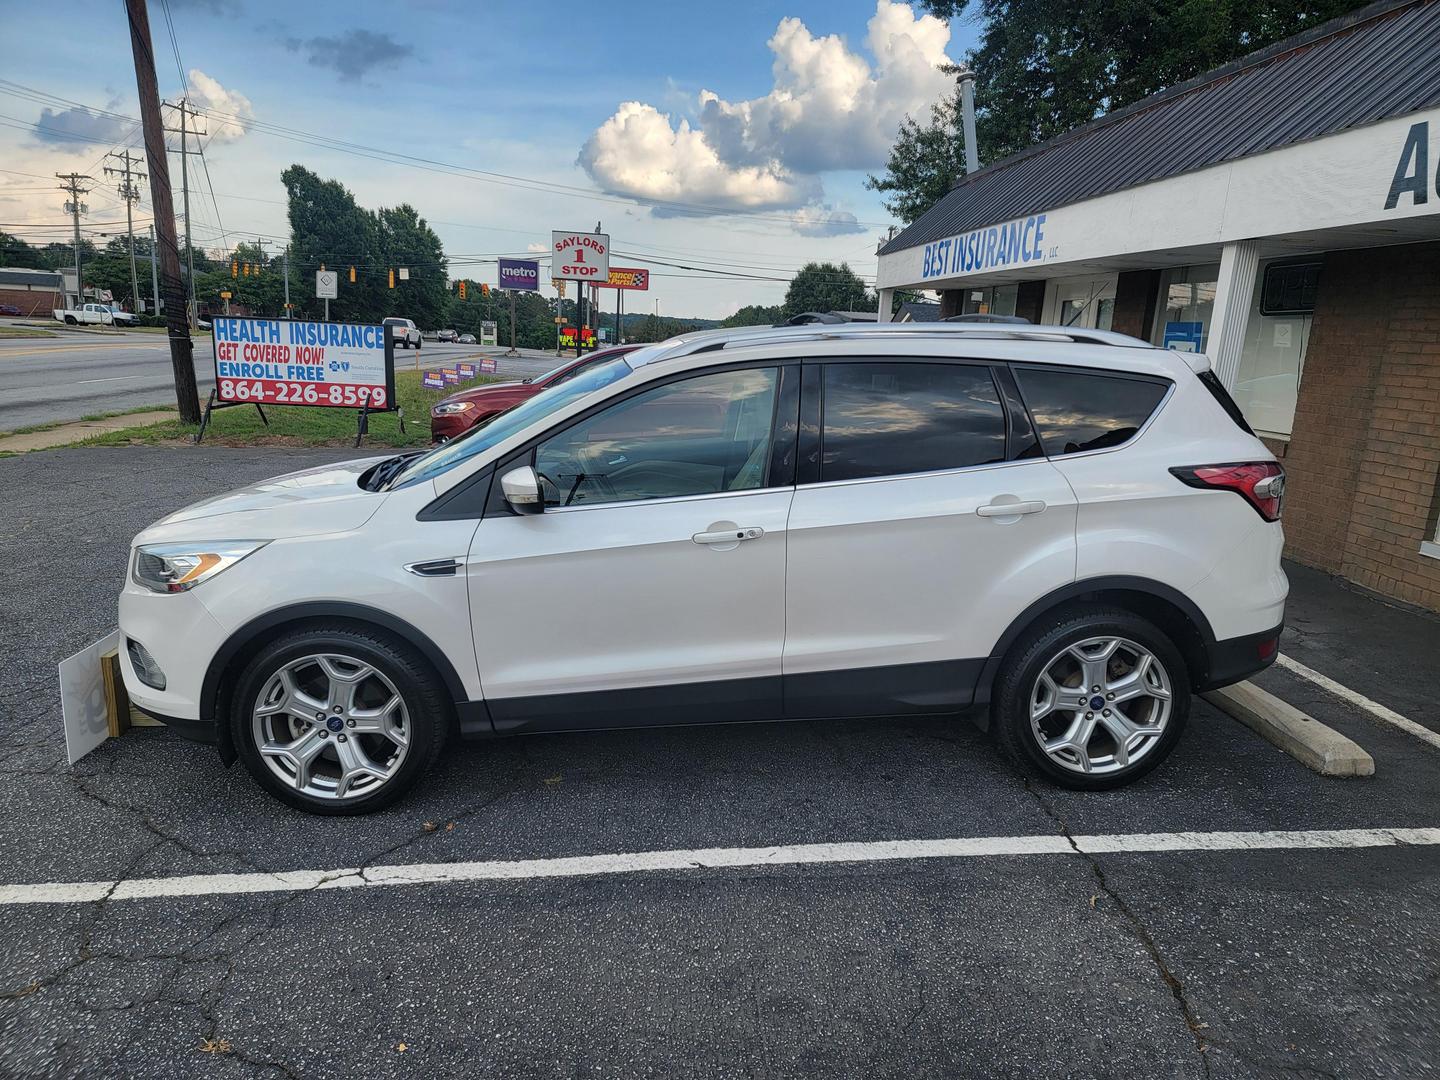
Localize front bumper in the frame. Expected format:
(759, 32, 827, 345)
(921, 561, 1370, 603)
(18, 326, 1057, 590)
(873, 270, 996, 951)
(117, 584, 229, 722)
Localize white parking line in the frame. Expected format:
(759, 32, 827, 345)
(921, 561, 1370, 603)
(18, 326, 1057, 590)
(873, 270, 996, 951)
(1277, 654, 1440, 752)
(75, 376, 142, 385)
(2, 826, 1437, 906)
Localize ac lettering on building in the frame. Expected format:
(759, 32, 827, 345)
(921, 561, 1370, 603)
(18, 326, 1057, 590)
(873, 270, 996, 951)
(1385, 121, 1435, 209)
(920, 214, 1051, 280)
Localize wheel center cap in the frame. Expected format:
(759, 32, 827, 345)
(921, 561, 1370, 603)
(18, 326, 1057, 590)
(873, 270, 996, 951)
(1090, 695, 1105, 710)
(326, 716, 345, 733)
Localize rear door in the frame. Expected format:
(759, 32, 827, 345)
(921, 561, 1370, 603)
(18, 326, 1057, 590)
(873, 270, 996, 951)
(782, 359, 1077, 717)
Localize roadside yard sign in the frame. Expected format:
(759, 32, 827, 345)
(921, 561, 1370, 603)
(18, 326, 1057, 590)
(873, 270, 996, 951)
(442, 368, 460, 384)
(479, 357, 497, 373)
(457, 362, 476, 377)
(212, 317, 396, 410)
(551, 230, 610, 281)
(315, 269, 338, 299)
(499, 258, 540, 291)
(422, 371, 444, 389)
(58, 631, 119, 764)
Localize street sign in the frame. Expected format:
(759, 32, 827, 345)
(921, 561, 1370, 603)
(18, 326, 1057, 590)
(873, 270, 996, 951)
(219, 291, 232, 299)
(480, 320, 498, 346)
(551, 230, 610, 282)
(604, 267, 650, 291)
(398, 268, 410, 281)
(315, 269, 338, 299)
(499, 258, 540, 291)
(212, 317, 395, 410)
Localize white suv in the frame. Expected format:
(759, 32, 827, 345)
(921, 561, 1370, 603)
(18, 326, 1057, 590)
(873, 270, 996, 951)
(119, 323, 1287, 814)
(383, 317, 422, 350)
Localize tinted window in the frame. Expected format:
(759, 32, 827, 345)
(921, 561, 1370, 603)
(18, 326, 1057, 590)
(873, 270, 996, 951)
(820, 363, 1005, 482)
(536, 367, 779, 507)
(1014, 368, 1168, 456)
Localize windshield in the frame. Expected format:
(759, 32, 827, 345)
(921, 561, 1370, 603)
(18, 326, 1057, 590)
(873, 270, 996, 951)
(389, 356, 634, 490)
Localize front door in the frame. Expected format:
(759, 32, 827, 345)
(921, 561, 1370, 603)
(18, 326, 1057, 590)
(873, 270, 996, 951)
(1047, 275, 1117, 330)
(467, 364, 795, 732)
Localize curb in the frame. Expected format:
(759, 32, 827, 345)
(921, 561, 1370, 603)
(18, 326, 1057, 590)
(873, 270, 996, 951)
(1203, 681, 1375, 777)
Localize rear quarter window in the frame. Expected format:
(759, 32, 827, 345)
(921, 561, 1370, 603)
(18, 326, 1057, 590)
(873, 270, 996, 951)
(1013, 367, 1169, 456)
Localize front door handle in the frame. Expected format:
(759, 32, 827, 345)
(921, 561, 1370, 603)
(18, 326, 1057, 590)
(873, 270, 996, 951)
(693, 526, 764, 545)
(976, 500, 1046, 518)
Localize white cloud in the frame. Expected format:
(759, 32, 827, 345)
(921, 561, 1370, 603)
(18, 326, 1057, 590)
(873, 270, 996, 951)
(578, 1, 952, 233)
(526, 242, 547, 253)
(185, 69, 253, 144)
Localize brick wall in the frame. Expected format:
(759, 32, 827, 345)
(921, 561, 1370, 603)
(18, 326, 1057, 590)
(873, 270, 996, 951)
(1282, 241, 1440, 610)
(0, 287, 61, 316)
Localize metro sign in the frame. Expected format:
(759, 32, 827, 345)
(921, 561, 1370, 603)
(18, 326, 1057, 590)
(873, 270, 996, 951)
(551, 230, 610, 280)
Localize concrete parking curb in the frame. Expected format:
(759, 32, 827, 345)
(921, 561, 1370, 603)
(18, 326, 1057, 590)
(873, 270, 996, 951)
(1204, 680, 1375, 777)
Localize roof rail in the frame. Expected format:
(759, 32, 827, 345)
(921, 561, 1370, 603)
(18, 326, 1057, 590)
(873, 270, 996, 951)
(629, 321, 1157, 366)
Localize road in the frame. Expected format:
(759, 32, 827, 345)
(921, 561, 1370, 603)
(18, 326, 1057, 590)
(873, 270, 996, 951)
(0, 328, 569, 432)
(2, 446, 1439, 1078)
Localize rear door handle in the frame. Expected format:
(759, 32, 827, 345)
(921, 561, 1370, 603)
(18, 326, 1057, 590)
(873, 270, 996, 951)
(976, 500, 1046, 517)
(693, 527, 764, 545)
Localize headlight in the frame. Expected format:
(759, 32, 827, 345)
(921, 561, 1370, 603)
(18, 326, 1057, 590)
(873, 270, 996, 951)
(432, 401, 475, 416)
(132, 541, 268, 593)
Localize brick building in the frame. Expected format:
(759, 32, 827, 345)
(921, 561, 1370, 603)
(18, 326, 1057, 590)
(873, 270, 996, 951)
(874, 0, 1440, 612)
(0, 268, 65, 316)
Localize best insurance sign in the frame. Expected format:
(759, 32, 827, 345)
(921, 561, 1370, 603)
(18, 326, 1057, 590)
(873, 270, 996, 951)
(212, 317, 395, 410)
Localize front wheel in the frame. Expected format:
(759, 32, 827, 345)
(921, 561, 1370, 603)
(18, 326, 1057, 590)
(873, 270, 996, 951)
(992, 607, 1189, 790)
(230, 626, 450, 814)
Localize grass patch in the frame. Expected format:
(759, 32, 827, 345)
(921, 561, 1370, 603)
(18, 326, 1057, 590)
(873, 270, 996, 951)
(0, 326, 57, 339)
(58, 370, 499, 449)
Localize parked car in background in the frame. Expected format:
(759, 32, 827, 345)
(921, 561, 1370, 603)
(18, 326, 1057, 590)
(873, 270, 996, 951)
(0, 303, 22, 316)
(458, 333, 476, 344)
(429, 344, 639, 441)
(52, 302, 117, 326)
(117, 321, 1286, 813)
(384, 317, 422, 350)
(438, 329, 458, 343)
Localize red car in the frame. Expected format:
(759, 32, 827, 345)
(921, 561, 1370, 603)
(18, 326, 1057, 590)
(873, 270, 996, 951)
(429, 345, 640, 441)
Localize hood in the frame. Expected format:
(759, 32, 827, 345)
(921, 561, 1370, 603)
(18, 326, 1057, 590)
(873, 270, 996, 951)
(138, 457, 390, 543)
(437, 380, 532, 405)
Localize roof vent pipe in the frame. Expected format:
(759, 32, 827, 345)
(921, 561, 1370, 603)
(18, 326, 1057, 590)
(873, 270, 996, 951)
(956, 66, 980, 175)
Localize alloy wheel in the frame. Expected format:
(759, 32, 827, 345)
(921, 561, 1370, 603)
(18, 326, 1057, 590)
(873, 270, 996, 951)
(251, 653, 411, 800)
(1029, 636, 1173, 776)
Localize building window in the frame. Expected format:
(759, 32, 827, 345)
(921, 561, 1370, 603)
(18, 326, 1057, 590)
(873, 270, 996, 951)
(958, 284, 1020, 318)
(1232, 258, 1316, 438)
(1153, 264, 1220, 352)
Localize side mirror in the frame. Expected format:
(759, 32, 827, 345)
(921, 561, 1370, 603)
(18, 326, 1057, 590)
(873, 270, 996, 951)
(500, 465, 544, 515)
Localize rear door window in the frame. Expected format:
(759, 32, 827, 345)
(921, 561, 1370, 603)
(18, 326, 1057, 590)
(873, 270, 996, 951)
(1013, 367, 1169, 456)
(819, 362, 1006, 482)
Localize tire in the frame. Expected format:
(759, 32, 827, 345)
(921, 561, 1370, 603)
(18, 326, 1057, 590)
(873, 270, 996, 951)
(230, 625, 450, 815)
(991, 606, 1189, 790)
(65, 316, 77, 325)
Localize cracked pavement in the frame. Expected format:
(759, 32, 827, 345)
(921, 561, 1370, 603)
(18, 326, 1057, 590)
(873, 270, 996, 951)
(2, 447, 1439, 1078)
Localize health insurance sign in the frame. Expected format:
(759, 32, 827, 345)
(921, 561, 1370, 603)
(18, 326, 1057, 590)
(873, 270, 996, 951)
(212, 317, 396, 410)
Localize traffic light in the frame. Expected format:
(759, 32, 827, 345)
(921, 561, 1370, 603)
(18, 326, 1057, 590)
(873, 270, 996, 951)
(242, 263, 250, 277)
(388, 268, 395, 289)
(480, 283, 490, 297)
(458, 280, 467, 300)
(349, 266, 356, 283)
(230, 259, 237, 278)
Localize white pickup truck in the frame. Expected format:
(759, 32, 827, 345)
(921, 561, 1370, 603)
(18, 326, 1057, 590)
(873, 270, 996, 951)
(52, 303, 138, 327)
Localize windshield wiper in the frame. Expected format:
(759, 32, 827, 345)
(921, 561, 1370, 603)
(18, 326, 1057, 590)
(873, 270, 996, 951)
(365, 451, 424, 491)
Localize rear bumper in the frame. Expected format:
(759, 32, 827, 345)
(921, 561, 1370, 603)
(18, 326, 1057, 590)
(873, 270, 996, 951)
(1195, 621, 1284, 692)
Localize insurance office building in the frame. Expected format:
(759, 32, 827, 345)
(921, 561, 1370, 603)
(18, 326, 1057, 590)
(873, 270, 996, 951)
(876, 0, 1440, 613)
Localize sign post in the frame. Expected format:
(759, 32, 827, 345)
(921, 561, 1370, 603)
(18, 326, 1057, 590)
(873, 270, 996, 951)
(315, 268, 337, 322)
(202, 316, 401, 446)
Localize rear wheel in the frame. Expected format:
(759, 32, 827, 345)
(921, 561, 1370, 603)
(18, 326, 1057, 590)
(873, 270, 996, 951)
(230, 626, 449, 814)
(992, 607, 1189, 790)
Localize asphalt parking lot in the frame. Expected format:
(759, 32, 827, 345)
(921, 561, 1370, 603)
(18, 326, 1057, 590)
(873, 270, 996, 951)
(2, 447, 1438, 1079)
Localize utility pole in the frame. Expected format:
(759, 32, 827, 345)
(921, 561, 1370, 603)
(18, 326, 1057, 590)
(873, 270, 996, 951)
(162, 97, 205, 327)
(282, 245, 291, 318)
(125, 0, 201, 423)
(56, 173, 92, 307)
(104, 149, 146, 313)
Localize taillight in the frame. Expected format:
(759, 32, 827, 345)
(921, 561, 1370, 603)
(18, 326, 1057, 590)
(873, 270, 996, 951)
(1169, 462, 1285, 521)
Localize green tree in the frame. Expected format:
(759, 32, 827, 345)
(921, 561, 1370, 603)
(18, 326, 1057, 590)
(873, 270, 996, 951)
(781, 263, 873, 320)
(720, 303, 783, 328)
(0, 232, 44, 268)
(378, 204, 447, 328)
(868, 0, 1370, 221)
(282, 164, 384, 322)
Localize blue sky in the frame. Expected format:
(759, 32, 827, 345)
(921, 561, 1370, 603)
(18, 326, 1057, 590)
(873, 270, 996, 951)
(1, 0, 982, 318)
